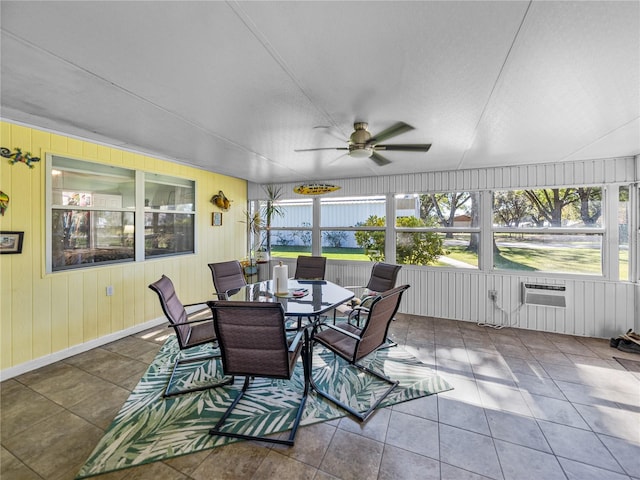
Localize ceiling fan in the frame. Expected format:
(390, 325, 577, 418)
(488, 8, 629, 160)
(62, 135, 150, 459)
(295, 121, 431, 166)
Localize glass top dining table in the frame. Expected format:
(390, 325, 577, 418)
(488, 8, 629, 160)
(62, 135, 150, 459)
(225, 279, 354, 319)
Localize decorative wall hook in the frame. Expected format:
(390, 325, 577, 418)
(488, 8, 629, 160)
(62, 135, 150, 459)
(1, 147, 40, 168)
(210, 190, 232, 211)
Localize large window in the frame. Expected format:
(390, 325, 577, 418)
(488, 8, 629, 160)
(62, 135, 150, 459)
(251, 182, 636, 280)
(320, 196, 386, 261)
(144, 174, 195, 258)
(265, 199, 313, 257)
(395, 192, 480, 268)
(492, 187, 604, 275)
(48, 155, 195, 271)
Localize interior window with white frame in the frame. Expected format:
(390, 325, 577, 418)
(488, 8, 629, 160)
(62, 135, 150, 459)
(47, 155, 195, 272)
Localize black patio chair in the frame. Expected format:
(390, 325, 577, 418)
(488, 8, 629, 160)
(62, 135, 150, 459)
(208, 260, 247, 299)
(148, 275, 233, 397)
(208, 301, 309, 446)
(310, 285, 409, 422)
(293, 255, 327, 280)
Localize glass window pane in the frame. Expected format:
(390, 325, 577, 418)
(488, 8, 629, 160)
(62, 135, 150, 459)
(398, 192, 479, 227)
(51, 163, 135, 209)
(395, 232, 479, 268)
(493, 188, 603, 228)
(145, 181, 194, 212)
(269, 229, 312, 257)
(52, 210, 134, 270)
(144, 212, 194, 257)
(619, 186, 629, 281)
(320, 230, 384, 262)
(321, 196, 386, 227)
(493, 233, 602, 275)
(264, 199, 312, 227)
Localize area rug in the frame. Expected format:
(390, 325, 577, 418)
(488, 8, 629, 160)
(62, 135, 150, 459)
(76, 335, 452, 479)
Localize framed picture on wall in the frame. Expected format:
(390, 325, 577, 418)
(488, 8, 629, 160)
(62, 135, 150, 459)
(0, 231, 24, 254)
(212, 212, 222, 226)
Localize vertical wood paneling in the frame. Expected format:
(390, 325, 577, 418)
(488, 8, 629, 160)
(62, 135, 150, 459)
(1, 121, 249, 373)
(96, 269, 111, 337)
(82, 271, 98, 341)
(50, 276, 69, 351)
(110, 268, 124, 332)
(67, 273, 84, 346)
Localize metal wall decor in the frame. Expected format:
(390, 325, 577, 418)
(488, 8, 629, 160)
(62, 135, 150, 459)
(210, 190, 231, 211)
(1, 147, 40, 168)
(293, 183, 341, 195)
(0, 191, 9, 216)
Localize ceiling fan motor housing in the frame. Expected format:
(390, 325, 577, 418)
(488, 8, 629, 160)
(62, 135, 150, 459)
(349, 122, 373, 157)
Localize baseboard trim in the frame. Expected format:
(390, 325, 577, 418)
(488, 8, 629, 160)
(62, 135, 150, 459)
(0, 317, 167, 381)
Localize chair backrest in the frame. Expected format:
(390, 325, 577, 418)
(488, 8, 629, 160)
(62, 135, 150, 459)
(354, 285, 409, 361)
(210, 301, 298, 379)
(209, 260, 247, 298)
(294, 256, 326, 280)
(366, 263, 402, 293)
(148, 275, 191, 348)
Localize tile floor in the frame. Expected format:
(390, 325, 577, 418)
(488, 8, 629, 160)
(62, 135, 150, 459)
(2, 314, 639, 480)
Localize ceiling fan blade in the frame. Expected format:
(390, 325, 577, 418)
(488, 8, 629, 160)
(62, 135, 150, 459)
(370, 151, 392, 166)
(375, 144, 432, 152)
(367, 122, 414, 145)
(294, 147, 348, 152)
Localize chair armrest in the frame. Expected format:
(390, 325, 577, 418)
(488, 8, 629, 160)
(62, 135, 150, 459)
(288, 329, 306, 352)
(183, 301, 209, 308)
(166, 315, 213, 329)
(321, 323, 362, 341)
(343, 285, 365, 290)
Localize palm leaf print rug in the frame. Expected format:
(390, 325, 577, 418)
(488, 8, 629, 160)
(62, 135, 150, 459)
(76, 335, 452, 478)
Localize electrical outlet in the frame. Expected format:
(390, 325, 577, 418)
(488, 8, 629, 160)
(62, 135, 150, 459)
(488, 290, 498, 301)
(106, 286, 114, 296)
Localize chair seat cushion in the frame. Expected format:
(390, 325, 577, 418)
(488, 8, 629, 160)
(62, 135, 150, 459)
(314, 322, 362, 361)
(185, 321, 217, 348)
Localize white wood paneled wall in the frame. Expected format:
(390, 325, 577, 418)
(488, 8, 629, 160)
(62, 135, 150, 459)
(249, 156, 636, 199)
(321, 262, 637, 339)
(255, 156, 639, 339)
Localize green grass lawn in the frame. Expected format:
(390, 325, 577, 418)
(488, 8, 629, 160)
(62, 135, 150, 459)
(271, 245, 629, 277)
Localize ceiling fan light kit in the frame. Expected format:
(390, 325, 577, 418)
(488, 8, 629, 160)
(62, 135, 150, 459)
(295, 121, 431, 166)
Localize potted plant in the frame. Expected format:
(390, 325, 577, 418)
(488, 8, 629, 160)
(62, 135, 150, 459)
(261, 185, 284, 260)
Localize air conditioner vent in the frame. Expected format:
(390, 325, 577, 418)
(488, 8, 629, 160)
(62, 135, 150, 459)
(521, 283, 567, 308)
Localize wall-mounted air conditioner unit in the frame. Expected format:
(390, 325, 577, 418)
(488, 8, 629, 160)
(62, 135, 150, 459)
(521, 283, 567, 308)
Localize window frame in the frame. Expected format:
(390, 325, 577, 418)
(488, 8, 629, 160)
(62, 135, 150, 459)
(45, 153, 196, 273)
(392, 191, 482, 269)
(489, 185, 614, 278)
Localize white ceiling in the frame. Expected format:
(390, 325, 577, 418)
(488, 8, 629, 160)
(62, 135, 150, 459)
(1, 1, 638, 184)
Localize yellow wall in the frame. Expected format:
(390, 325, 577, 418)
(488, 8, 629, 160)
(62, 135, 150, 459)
(0, 121, 247, 371)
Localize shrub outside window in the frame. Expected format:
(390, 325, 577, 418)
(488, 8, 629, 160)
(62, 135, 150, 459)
(320, 196, 386, 261)
(263, 199, 313, 258)
(395, 192, 480, 268)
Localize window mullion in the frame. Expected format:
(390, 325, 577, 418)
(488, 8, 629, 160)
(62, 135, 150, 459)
(481, 191, 493, 271)
(312, 197, 321, 256)
(604, 185, 618, 280)
(386, 193, 396, 264)
(135, 171, 145, 261)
